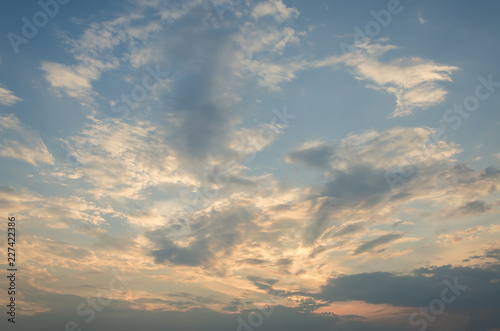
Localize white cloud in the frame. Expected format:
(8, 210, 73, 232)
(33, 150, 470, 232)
(285, 126, 462, 172)
(229, 122, 286, 157)
(236, 24, 300, 56)
(0, 185, 110, 233)
(231, 35, 458, 114)
(60, 117, 195, 199)
(252, 0, 299, 22)
(157, 0, 204, 22)
(342, 43, 458, 117)
(351, 56, 455, 90)
(40, 62, 97, 101)
(0, 186, 40, 218)
(41, 10, 157, 103)
(0, 85, 22, 106)
(418, 11, 427, 24)
(232, 22, 305, 90)
(0, 114, 54, 166)
(307, 42, 458, 117)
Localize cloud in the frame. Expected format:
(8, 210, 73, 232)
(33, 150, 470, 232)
(247, 275, 280, 292)
(285, 141, 335, 169)
(418, 11, 427, 24)
(347, 44, 458, 116)
(136, 2, 303, 173)
(29, 236, 93, 260)
(0, 185, 112, 233)
(40, 5, 167, 103)
(331, 222, 365, 238)
(353, 233, 404, 255)
(322, 165, 392, 207)
(456, 200, 492, 215)
(146, 233, 212, 267)
(144, 206, 257, 267)
(0, 114, 54, 166)
(0, 185, 40, 217)
(230, 37, 458, 116)
(285, 127, 461, 173)
(438, 225, 493, 246)
(230, 10, 305, 91)
(251, 0, 299, 23)
(40, 62, 100, 102)
(12, 263, 500, 331)
(58, 117, 193, 200)
(316, 42, 458, 116)
(0, 85, 22, 105)
(283, 127, 500, 246)
(480, 166, 500, 179)
(3, 294, 389, 331)
(485, 248, 500, 261)
(6, 5, 500, 330)
(319, 264, 500, 312)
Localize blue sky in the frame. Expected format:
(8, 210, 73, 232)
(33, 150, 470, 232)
(1, 0, 500, 330)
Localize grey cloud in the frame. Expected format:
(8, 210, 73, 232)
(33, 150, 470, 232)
(331, 222, 365, 237)
(480, 166, 500, 180)
(304, 165, 392, 244)
(485, 248, 500, 261)
(222, 298, 243, 312)
(319, 264, 500, 313)
(145, 206, 257, 267)
(286, 143, 335, 169)
(247, 275, 279, 292)
(247, 275, 279, 286)
(238, 258, 268, 265)
(166, 292, 221, 305)
(152, 10, 243, 165)
(457, 200, 492, 215)
(296, 298, 330, 313)
(468, 247, 500, 262)
(276, 258, 293, 266)
(322, 165, 392, 208)
(148, 234, 212, 266)
(308, 245, 327, 259)
(353, 233, 404, 255)
(9, 273, 500, 331)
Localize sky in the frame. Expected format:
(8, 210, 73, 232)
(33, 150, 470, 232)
(0, 0, 500, 330)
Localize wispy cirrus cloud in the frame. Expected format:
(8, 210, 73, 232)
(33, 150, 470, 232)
(0, 114, 54, 166)
(353, 233, 405, 255)
(0, 85, 22, 106)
